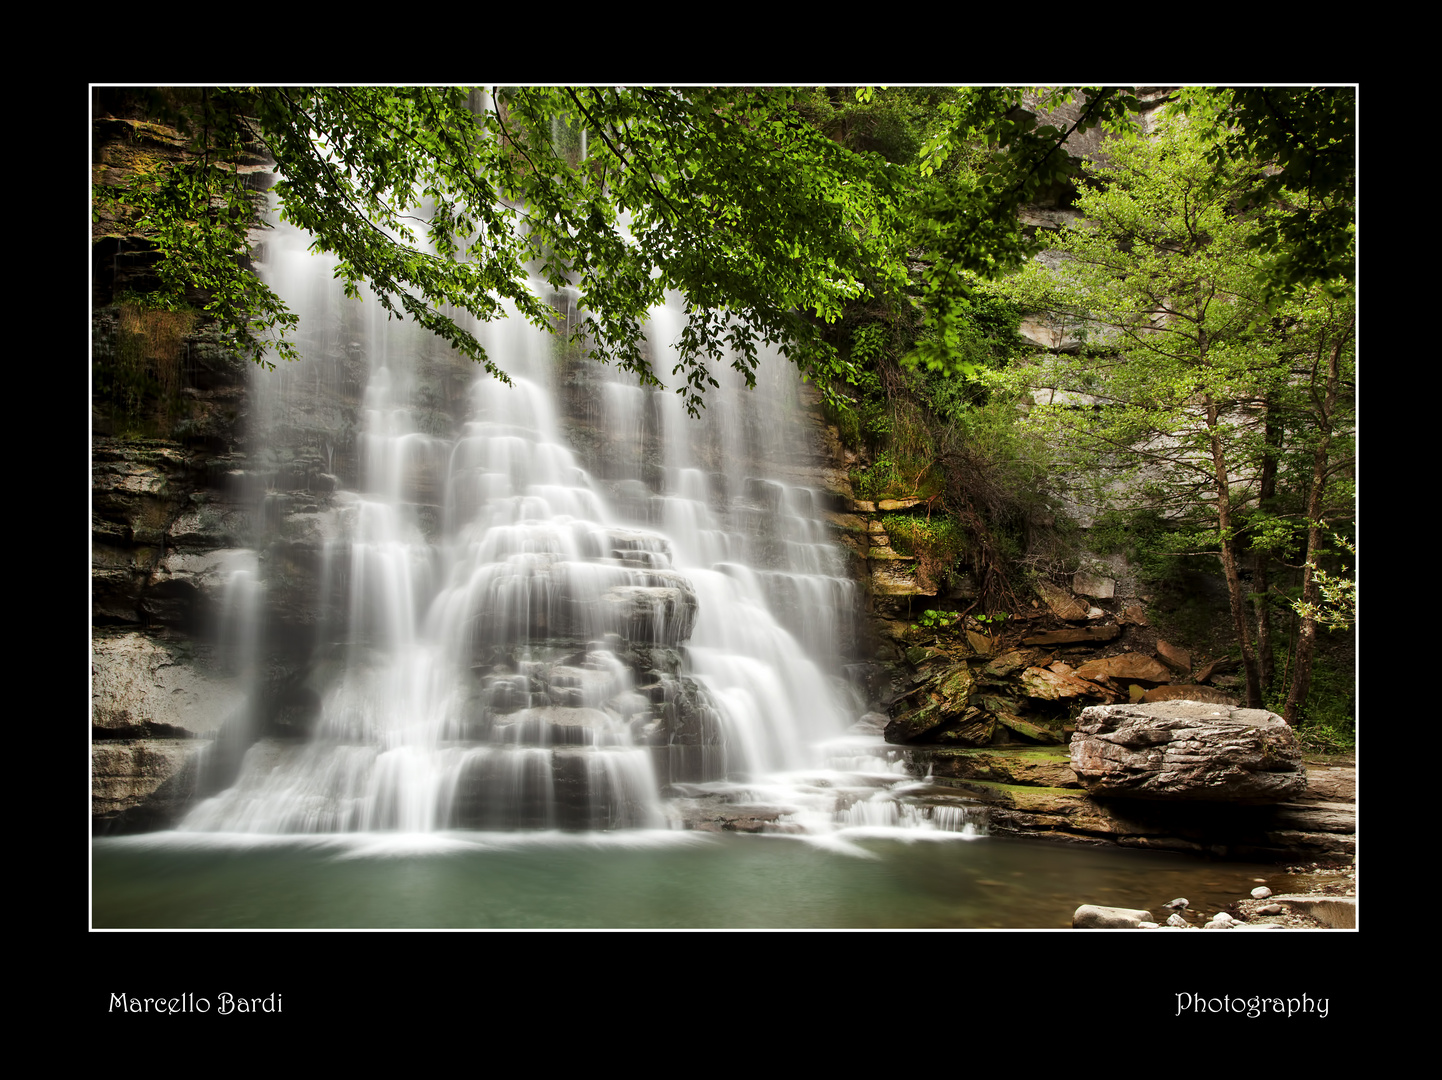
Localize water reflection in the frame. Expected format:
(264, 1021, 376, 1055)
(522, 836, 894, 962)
(93, 832, 1301, 929)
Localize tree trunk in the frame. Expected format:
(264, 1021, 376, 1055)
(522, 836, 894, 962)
(1206, 394, 1263, 708)
(1284, 317, 1352, 724)
(1253, 400, 1283, 692)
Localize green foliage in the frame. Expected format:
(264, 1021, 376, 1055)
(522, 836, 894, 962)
(1273, 653, 1355, 752)
(850, 322, 891, 370)
(794, 87, 961, 169)
(1087, 509, 1215, 589)
(1174, 87, 1355, 305)
(906, 285, 1025, 381)
(907, 88, 1145, 375)
(96, 85, 1159, 420)
(99, 86, 926, 415)
(929, 388, 1053, 513)
(95, 89, 298, 369)
(884, 513, 969, 588)
(1004, 110, 1353, 545)
(851, 452, 942, 502)
(837, 323, 895, 447)
(1294, 533, 1356, 632)
(910, 608, 961, 632)
(851, 457, 899, 501)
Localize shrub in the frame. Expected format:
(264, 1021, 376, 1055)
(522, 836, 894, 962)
(884, 513, 968, 589)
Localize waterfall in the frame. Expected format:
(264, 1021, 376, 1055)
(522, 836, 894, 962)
(179, 197, 977, 839)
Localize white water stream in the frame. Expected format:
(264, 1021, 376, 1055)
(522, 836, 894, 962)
(180, 191, 982, 842)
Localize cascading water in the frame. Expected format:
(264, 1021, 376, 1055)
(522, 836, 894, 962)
(179, 191, 983, 843)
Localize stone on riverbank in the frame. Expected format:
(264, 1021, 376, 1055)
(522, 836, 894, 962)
(1073, 904, 1153, 928)
(1069, 701, 1305, 803)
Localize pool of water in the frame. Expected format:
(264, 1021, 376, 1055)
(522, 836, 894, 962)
(91, 829, 1295, 929)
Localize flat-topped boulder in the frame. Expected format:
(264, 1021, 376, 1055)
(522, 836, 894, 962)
(1069, 701, 1305, 803)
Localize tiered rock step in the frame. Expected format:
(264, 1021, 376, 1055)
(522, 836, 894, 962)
(445, 741, 661, 830)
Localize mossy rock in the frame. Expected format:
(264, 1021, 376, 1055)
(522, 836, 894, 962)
(993, 711, 1065, 745)
(885, 700, 946, 743)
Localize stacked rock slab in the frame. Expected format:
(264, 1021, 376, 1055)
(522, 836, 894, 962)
(1069, 701, 1305, 802)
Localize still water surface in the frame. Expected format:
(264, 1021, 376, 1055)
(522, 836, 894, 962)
(92, 830, 1293, 929)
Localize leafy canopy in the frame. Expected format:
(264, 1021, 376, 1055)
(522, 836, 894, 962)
(96, 85, 1160, 411)
(999, 107, 1346, 522)
(902, 87, 1145, 377)
(1173, 86, 1356, 304)
(101, 86, 910, 414)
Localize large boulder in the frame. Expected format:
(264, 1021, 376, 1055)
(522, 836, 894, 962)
(1069, 701, 1305, 803)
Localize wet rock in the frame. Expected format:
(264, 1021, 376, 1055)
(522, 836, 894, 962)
(885, 666, 990, 745)
(1299, 764, 1356, 802)
(92, 739, 204, 833)
(1070, 701, 1306, 802)
(985, 649, 1036, 677)
(1074, 904, 1152, 928)
(993, 711, 1065, 745)
(142, 548, 255, 628)
(918, 747, 1082, 788)
(1267, 801, 1356, 840)
(905, 646, 943, 667)
(600, 583, 698, 645)
(1269, 895, 1356, 929)
(492, 706, 614, 744)
(1117, 605, 1149, 626)
(1194, 657, 1238, 684)
(870, 553, 929, 596)
(91, 630, 243, 739)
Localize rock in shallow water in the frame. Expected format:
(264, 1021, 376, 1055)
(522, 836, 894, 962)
(1073, 904, 1153, 928)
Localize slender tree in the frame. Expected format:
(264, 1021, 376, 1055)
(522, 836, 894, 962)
(1281, 299, 1355, 722)
(1003, 107, 1354, 710)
